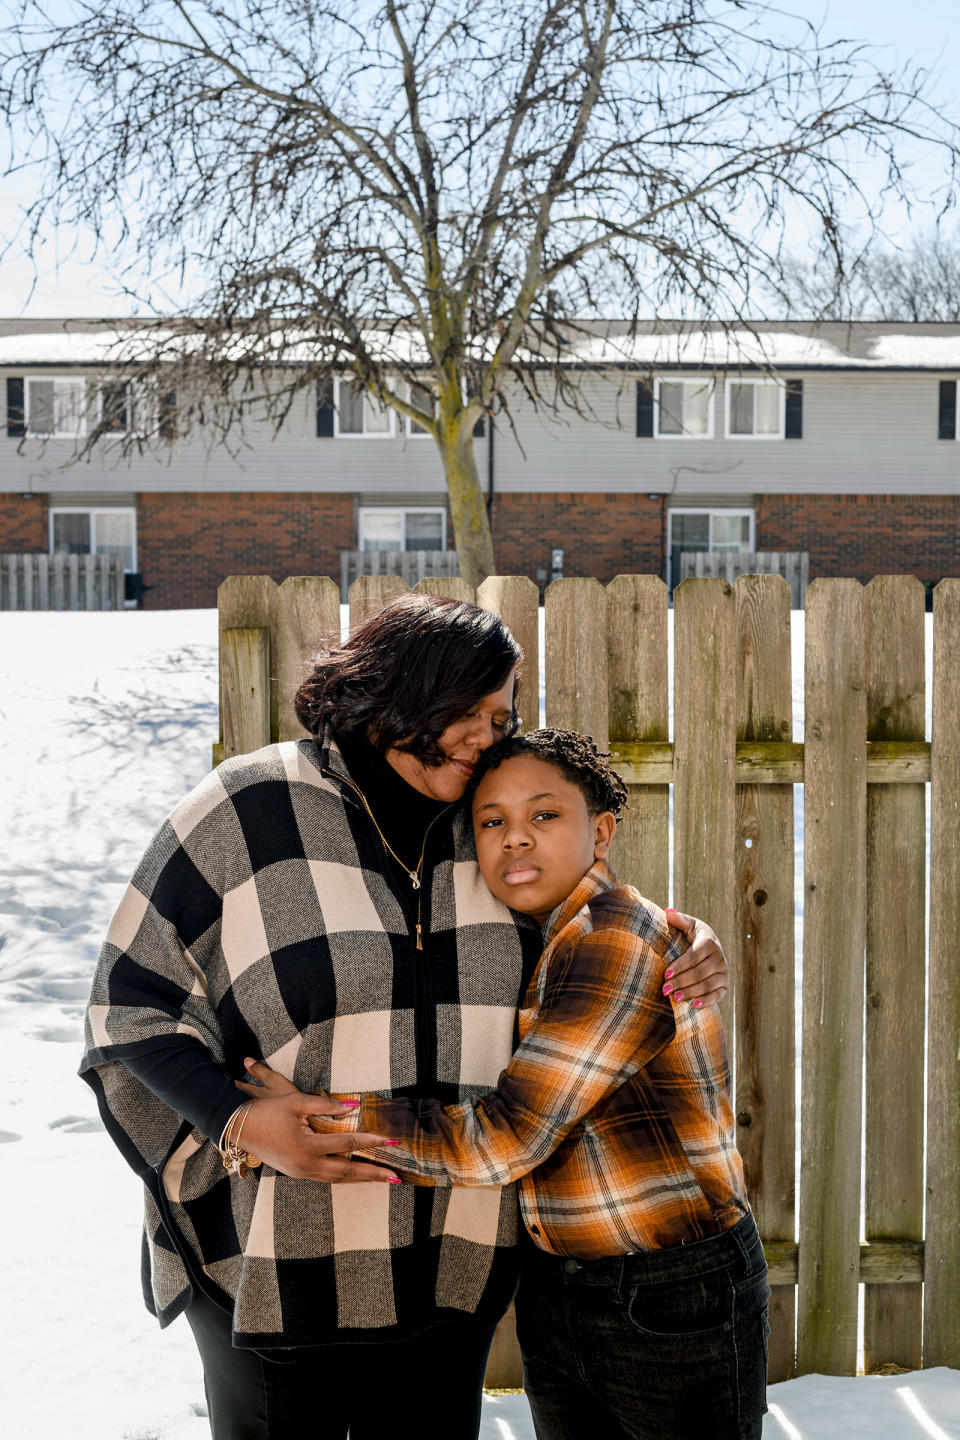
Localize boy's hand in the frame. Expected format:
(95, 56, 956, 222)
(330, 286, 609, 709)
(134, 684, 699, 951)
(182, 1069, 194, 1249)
(662, 910, 729, 1008)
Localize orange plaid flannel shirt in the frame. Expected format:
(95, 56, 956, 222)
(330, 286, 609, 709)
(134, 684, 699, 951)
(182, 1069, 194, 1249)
(329, 860, 749, 1258)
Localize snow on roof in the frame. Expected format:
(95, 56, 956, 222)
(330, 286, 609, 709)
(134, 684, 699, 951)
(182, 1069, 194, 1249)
(2, 317, 960, 369)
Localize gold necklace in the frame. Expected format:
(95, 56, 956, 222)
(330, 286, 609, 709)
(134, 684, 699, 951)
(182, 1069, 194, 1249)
(325, 768, 452, 950)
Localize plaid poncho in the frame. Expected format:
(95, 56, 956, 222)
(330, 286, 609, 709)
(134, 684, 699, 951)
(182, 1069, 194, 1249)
(80, 731, 538, 1348)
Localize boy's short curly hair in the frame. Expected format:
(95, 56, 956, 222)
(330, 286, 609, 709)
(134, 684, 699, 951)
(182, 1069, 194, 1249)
(469, 728, 629, 818)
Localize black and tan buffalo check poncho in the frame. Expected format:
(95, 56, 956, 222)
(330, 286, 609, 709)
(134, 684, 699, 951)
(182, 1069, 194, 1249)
(80, 731, 540, 1348)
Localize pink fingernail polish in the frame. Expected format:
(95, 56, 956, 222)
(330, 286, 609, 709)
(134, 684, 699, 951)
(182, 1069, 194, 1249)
(664, 970, 674, 980)
(388, 1177, 402, 1185)
(674, 992, 684, 1001)
(662, 984, 673, 995)
(693, 999, 703, 1009)
(383, 1139, 400, 1146)
(341, 1100, 361, 1108)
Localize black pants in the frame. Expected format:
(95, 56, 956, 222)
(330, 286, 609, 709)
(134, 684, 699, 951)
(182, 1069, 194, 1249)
(185, 1289, 498, 1440)
(516, 1211, 770, 1440)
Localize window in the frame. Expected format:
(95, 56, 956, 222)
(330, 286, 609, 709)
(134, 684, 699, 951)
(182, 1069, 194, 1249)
(358, 508, 446, 552)
(99, 380, 134, 435)
(938, 380, 958, 440)
(26, 377, 88, 438)
(334, 379, 394, 437)
(49, 507, 137, 573)
(406, 382, 435, 437)
(667, 508, 754, 593)
(654, 379, 714, 438)
(725, 380, 784, 438)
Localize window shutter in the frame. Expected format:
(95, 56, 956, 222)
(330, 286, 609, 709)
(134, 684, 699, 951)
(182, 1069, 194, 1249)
(316, 379, 335, 437)
(158, 389, 177, 440)
(938, 380, 957, 440)
(6, 376, 25, 438)
(784, 379, 803, 439)
(636, 380, 654, 438)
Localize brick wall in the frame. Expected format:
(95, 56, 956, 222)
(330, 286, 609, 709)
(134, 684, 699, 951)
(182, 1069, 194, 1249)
(489, 492, 663, 583)
(137, 492, 355, 608)
(0, 493, 48, 551)
(756, 494, 960, 586)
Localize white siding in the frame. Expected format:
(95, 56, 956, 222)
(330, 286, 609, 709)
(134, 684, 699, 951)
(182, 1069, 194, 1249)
(2, 367, 959, 497)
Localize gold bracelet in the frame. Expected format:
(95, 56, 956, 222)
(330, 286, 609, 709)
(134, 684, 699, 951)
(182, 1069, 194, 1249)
(219, 1101, 262, 1177)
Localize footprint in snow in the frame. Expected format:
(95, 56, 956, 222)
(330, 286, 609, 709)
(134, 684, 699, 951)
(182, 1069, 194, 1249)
(49, 1114, 103, 1134)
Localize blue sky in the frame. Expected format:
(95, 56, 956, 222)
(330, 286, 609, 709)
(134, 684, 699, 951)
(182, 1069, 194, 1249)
(3, 0, 958, 318)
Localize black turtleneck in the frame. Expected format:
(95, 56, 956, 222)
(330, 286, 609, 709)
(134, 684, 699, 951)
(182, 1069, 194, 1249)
(333, 731, 452, 892)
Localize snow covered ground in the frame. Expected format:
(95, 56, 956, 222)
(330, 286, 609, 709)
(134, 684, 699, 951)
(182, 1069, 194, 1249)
(1, 607, 957, 1439)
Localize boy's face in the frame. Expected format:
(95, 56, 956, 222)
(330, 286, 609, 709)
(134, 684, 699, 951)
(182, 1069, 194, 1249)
(472, 754, 615, 923)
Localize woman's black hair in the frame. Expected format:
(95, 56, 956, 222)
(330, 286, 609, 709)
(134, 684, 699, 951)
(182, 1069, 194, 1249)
(294, 593, 523, 765)
(468, 728, 629, 818)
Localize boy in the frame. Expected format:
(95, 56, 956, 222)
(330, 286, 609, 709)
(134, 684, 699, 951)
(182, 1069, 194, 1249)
(249, 730, 768, 1440)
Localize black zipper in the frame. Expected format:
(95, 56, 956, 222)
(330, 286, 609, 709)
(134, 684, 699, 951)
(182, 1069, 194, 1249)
(321, 762, 452, 1091)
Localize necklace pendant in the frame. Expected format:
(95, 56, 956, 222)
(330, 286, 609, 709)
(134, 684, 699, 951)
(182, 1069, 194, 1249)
(410, 873, 421, 890)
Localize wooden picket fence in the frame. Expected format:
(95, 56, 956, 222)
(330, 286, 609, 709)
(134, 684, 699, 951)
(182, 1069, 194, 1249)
(0, 551, 126, 610)
(679, 549, 810, 607)
(213, 571, 960, 1386)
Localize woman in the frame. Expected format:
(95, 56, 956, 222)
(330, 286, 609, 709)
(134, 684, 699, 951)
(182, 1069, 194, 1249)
(81, 594, 728, 1440)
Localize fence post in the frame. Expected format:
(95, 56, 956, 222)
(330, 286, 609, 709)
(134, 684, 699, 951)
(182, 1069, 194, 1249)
(276, 577, 341, 743)
(606, 574, 668, 902)
(734, 572, 796, 1380)
(477, 577, 541, 737)
(222, 627, 271, 759)
(798, 579, 866, 1376)
(925, 578, 960, 1367)
(672, 578, 738, 1031)
(863, 575, 925, 1371)
(544, 578, 608, 745)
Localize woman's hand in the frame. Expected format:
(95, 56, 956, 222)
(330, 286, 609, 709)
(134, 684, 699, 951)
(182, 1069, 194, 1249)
(231, 1058, 398, 1184)
(662, 910, 729, 1008)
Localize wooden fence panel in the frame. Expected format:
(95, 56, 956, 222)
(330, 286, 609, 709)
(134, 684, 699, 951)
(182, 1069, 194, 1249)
(477, 576, 540, 735)
(734, 573, 796, 1381)
(863, 575, 926, 1372)
(798, 579, 866, 1376)
(217, 576, 278, 751)
(606, 574, 668, 903)
(276, 577, 341, 744)
(222, 627, 271, 759)
(544, 578, 608, 745)
(348, 575, 408, 630)
(672, 579, 737, 1033)
(925, 578, 960, 1367)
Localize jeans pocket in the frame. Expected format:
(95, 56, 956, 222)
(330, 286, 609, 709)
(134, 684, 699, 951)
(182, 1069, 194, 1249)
(625, 1268, 736, 1342)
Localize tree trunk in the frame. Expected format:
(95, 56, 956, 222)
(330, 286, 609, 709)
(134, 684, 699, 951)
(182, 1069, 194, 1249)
(440, 430, 496, 589)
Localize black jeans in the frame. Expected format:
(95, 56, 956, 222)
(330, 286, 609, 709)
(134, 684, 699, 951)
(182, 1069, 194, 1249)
(515, 1211, 770, 1440)
(185, 1288, 498, 1440)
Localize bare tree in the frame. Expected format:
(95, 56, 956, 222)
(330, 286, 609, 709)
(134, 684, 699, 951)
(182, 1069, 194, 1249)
(3, 1, 955, 585)
(775, 226, 960, 321)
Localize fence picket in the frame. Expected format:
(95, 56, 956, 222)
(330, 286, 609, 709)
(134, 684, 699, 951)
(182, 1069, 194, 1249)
(52, 553, 65, 610)
(84, 555, 96, 611)
(798, 579, 866, 1376)
(276, 578, 341, 743)
(734, 573, 796, 1381)
(606, 574, 668, 903)
(348, 575, 408, 629)
(36, 553, 49, 610)
(672, 579, 737, 1033)
(217, 577, 279, 749)
(413, 577, 475, 604)
(222, 627, 271, 759)
(477, 577, 540, 735)
(863, 576, 925, 1371)
(544, 578, 608, 745)
(925, 578, 960, 1367)
(67, 553, 79, 610)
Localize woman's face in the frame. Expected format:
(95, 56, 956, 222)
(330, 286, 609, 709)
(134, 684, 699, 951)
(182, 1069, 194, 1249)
(385, 670, 517, 802)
